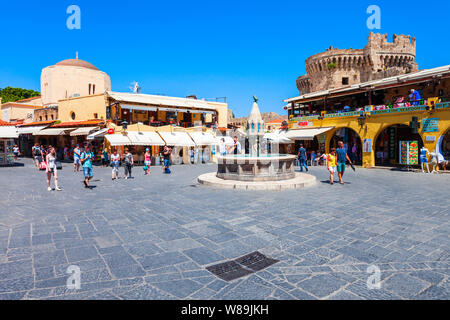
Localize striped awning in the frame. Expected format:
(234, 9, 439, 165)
(33, 128, 75, 136)
(70, 127, 100, 136)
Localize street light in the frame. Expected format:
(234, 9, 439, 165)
(357, 113, 367, 127)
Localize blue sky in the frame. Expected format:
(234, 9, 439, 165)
(0, 0, 448, 116)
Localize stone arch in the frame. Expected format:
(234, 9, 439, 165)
(438, 126, 450, 160)
(327, 126, 364, 165)
(373, 123, 425, 166)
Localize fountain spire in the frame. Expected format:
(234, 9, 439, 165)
(246, 96, 265, 156)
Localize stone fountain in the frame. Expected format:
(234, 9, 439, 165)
(198, 97, 316, 190)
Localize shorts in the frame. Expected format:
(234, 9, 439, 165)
(328, 166, 336, 173)
(420, 156, 427, 163)
(124, 163, 132, 176)
(337, 162, 346, 173)
(35, 156, 42, 163)
(83, 167, 93, 178)
(164, 159, 171, 167)
(74, 158, 81, 165)
(145, 160, 151, 166)
(14, 152, 19, 156)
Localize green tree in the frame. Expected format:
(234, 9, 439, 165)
(0, 87, 40, 103)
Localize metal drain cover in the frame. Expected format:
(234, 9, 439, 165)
(235, 251, 279, 272)
(206, 260, 253, 281)
(206, 251, 279, 281)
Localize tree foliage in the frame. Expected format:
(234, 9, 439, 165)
(0, 87, 40, 103)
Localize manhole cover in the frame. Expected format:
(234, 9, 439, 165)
(206, 261, 253, 281)
(234, 251, 279, 272)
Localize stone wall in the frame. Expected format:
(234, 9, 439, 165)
(296, 32, 419, 95)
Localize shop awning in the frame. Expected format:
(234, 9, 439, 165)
(263, 131, 293, 144)
(285, 127, 334, 140)
(17, 126, 48, 135)
(33, 128, 75, 136)
(127, 131, 165, 146)
(105, 134, 132, 146)
(87, 128, 108, 140)
(0, 126, 19, 138)
(215, 135, 235, 145)
(187, 132, 217, 145)
(158, 131, 195, 147)
(70, 127, 100, 136)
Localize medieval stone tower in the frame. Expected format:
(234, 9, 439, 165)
(296, 32, 419, 95)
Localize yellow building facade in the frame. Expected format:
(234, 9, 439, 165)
(285, 65, 450, 168)
(288, 103, 450, 167)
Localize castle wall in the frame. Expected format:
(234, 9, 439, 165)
(296, 33, 418, 95)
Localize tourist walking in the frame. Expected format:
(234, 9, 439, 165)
(297, 144, 308, 172)
(102, 148, 109, 167)
(122, 148, 134, 179)
(219, 138, 227, 156)
(336, 140, 353, 184)
(144, 148, 151, 175)
(228, 136, 241, 155)
(46, 147, 61, 191)
(32, 143, 42, 169)
(73, 144, 81, 172)
(110, 149, 120, 180)
(80, 144, 94, 189)
(163, 145, 172, 173)
(12, 145, 20, 161)
(326, 148, 337, 185)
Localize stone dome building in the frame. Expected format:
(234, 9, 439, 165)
(40, 56, 111, 107)
(296, 32, 419, 95)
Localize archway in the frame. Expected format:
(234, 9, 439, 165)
(329, 127, 363, 165)
(374, 124, 424, 167)
(439, 127, 450, 161)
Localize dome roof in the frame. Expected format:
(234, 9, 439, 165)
(55, 58, 99, 71)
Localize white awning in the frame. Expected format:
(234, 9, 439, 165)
(105, 134, 132, 146)
(158, 131, 195, 147)
(17, 126, 48, 135)
(187, 132, 217, 145)
(33, 128, 75, 136)
(0, 126, 19, 138)
(70, 127, 100, 136)
(215, 135, 235, 145)
(121, 104, 158, 112)
(285, 127, 334, 140)
(87, 128, 108, 140)
(263, 131, 293, 144)
(127, 131, 165, 146)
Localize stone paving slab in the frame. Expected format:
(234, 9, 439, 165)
(0, 160, 448, 299)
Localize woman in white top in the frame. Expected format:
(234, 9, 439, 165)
(110, 149, 120, 180)
(46, 147, 61, 191)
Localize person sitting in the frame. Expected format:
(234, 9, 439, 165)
(410, 89, 421, 106)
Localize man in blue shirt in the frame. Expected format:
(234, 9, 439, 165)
(81, 144, 94, 189)
(336, 141, 353, 184)
(297, 144, 308, 172)
(410, 89, 421, 106)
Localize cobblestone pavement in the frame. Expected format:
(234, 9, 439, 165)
(0, 160, 448, 300)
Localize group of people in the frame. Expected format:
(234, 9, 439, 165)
(297, 141, 354, 185)
(32, 142, 176, 191)
(218, 136, 241, 156)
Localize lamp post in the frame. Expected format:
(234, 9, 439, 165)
(357, 113, 367, 128)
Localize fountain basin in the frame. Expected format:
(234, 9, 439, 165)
(216, 154, 296, 182)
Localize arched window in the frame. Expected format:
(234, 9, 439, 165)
(258, 123, 261, 132)
(251, 122, 255, 132)
(70, 112, 76, 120)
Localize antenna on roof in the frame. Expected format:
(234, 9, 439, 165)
(130, 81, 141, 94)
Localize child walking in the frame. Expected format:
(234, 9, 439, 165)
(144, 148, 151, 175)
(327, 148, 337, 185)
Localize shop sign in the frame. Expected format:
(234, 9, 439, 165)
(293, 121, 313, 129)
(422, 118, 438, 132)
(107, 128, 114, 134)
(363, 138, 372, 153)
(399, 141, 418, 165)
(425, 136, 436, 142)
